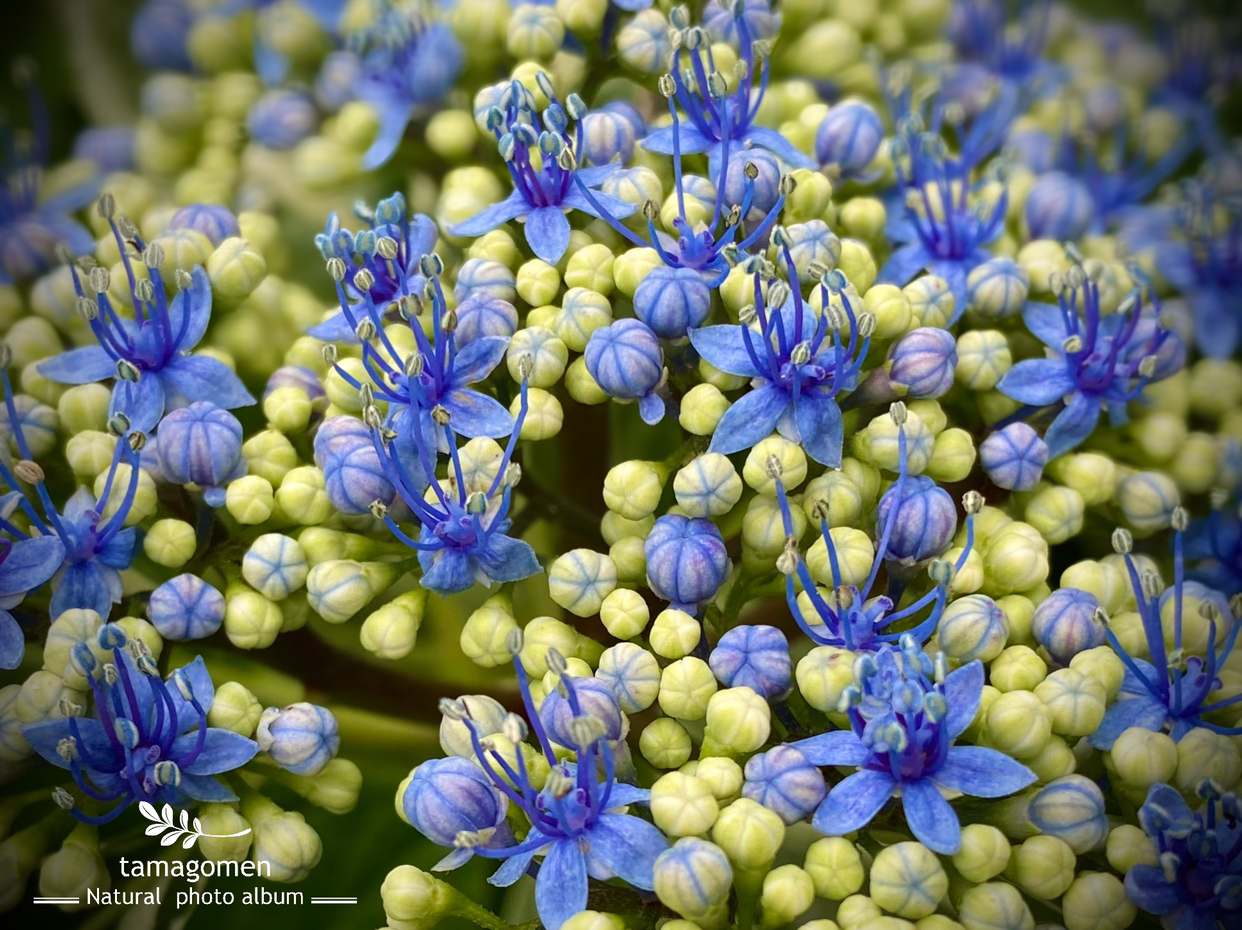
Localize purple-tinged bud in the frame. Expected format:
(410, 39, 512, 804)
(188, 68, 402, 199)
(579, 109, 638, 166)
(454, 294, 519, 345)
(709, 625, 792, 699)
(538, 676, 625, 748)
(167, 204, 241, 246)
(815, 101, 884, 177)
(256, 703, 340, 776)
(980, 423, 1049, 491)
(1025, 172, 1095, 242)
(314, 51, 362, 113)
(156, 402, 246, 507)
(889, 327, 958, 399)
(130, 0, 193, 72)
(314, 416, 395, 516)
(585, 319, 665, 423)
(263, 365, 326, 404)
(1032, 587, 1107, 666)
(401, 756, 508, 846)
(634, 266, 712, 339)
(722, 149, 783, 219)
(645, 514, 730, 612)
(247, 89, 318, 151)
(742, 745, 827, 825)
(876, 476, 957, 565)
(146, 573, 226, 640)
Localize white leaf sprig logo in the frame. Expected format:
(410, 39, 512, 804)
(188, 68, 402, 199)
(138, 801, 252, 850)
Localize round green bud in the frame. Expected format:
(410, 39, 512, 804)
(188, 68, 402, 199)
(1108, 726, 1177, 790)
(797, 646, 858, 712)
(982, 527, 1050, 596)
(275, 465, 331, 525)
(760, 864, 815, 928)
(90, 462, 155, 526)
(1027, 775, 1109, 853)
(1004, 835, 1075, 900)
(603, 460, 665, 520)
(43, 608, 103, 688)
(196, 804, 253, 862)
(563, 243, 614, 294)
(784, 168, 833, 223)
(292, 135, 360, 190)
(226, 475, 275, 525)
(1033, 668, 1106, 738)
(285, 757, 362, 815)
(870, 841, 947, 919)
(785, 19, 862, 78)
(699, 356, 749, 392)
(985, 690, 1052, 759)
(0, 683, 30, 761)
(460, 598, 519, 667)
(306, 559, 376, 623)
(686, 756, 744, 805)
(1165, 430, 1218, 495)
(508, 327, 568, 387)
(675, 453, 742, 518)
(859, 284, 912, 341)
(1046, 453, 1116, 506)
(565, 356, 609, 404)
(1016, 239, 1069, 294)
(921, 428, 975, 484)
(995, 594, 1035, 646)
(1068, 645, 1126, 702)
(650, 608, 702, 660)
(143, 518, 198, 568)
(1059, 561, 1126, 616)
(14, 669, 85, 724)
(248, 805, 321, 883)
(1025, 734, 1075, 783)
(803, 471, 864, 529)
(1023, 485, 1085, 545)
(598, 643, 660, 713)
(952, 824, 1010, 884)
(467, 228, 520, 268)
(744, 436, 808, 495)
(224, 585, 283, 650)
(207, 680, 263, 737)
(1174, 727, 1242, 795)
(243, 429, 299, 486)
(907, 400, 947, 435)
(3, 316, 60, 369)
(654, 837, 733, 922)
(553, 288, 612, 352)
(612, 247, 662, 298)
(515, 258, 560, 307)
(609, 536, 647, 583)
(596, 588, 649, 641)
(743, 493, 806, 558)
(651, 771, 720, 837)
(1116, 470, 1180, 535)
(679, 384, 729, 435)
(641, 717, 693, 769)
(713, 797, 785, 871)
(1104, 824, 1158, 875)
(506, 4, 564, 59)
(659, 657, 718, 721)
(548, 549, 616, 617)
(361, 590, 425, 660)
(957, 882, 1033, 930)
(808, 528, 876, 589)
(804, 836, 865, 900)
(838, 197, 886, 244)
(512, 386, 562, 439)
(381, 864, 455, 930)
(1061, 872, 1134, 930)
(520, 616, 583, 676)
(937, 594, 1010, 663)
(561, 913, 625, 930)
(206, 237, 267, 304)
(18, 355, 64, 407)
(955, 330, 1011, 391)
(263, 385, 313, 433)
(703, 687, 771, 756)
(323, 357, 367, 412)
(854, 408, 933, 474)
(1131, 412, 1187, 463)
(424, 109, 478, 161)
(56, 383, 111, 434)
(837, 894, 883, 929)
(602, 512, 654, 550)
(904, 275, 954, 329)
(989, 645, 1047, 692)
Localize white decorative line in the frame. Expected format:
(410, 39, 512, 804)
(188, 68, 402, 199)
(138, 801, 252, 849)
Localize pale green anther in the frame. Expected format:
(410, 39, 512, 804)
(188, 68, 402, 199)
(934, 652, 949, 683)
(822, 268, 847, 292)
(57, 737, 77, 761)
(566, 94, 587, 121)
(116, 216, 138, 239)
(77, 296, 99, 320)
(466, 491, 487, 515)
(403, 353, 424, 377)
(1112, 527, 1133, 554)
(1049, 271, 1066, 295)
(1063, 334, 1084, 354)
(128, 431, 146, 453)
(376, 236, 399, 260)
(707, 72, 727, 99)
(738, 304, 757, 325)
(431, 404, 451, 426)
(502, 713, 527, 744)
(779, 174, 797, 196)
(485, 106, 505, 132)
(1141, 570, 1164, 599)
(59, 696, 82, 717)
(943, 102, 965, 125)
(353, 268, 375, 292)
(669, 4, 689, 29)
(173, 669, 194, 702)
(535, 70, 556, 101)
(658, 73, 676, 97)
(143, 243, 165, 269)
(369, 499, 388, 519)
(506, 628, 524, 656)
(88, 265, 110, 294)
(1139, 356, 1157, 378)
(783, 338, 808, 365)
(1160, 852, 1180, 884)
(929, 559, 953, 587)
(419, 253, 444, 277)
(154, 760, 182, 787)
(355, 318, 377, 343)
(824, 303, 847, 331)
(513, 123, 539, 148)
(52, 787, 75, 810)
(107, 412, 130, 436)
(685, 25, 706, 50)
(115, 718, 140, 748)
(1064, 242, 1086, 264)
(570, 715, 605, 748)
(923, 691, 947, 722)
(775, 547, 799, 577)
(137, 655, 159, 676)
(326, 257, 346, 281)
(724, 204, 743, 227)
(557, 147, 577, 171)
(539, 130, 563, 157)
(890, 400, 908, 426)
(767, 280, 790, 309)
(453, 830, 484, 849)
(545, 767, 574, 798)
(438, 697, 467, 721)
(13, 460, 43, 484)
(546, 647, 569, 676)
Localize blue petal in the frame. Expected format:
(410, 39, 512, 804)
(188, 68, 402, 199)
(360, 99, 416, 171)
(789, 729, 868, 766)
(583, 813, 667, 891)
(604, 784, 650, 808)
(23, 717, 113, 770)
(642, 125, 712, 156)
(50, 561, 117, 618)
(933, 746, 1036, 798)
(996, 358, 1076, 406)
(160, 356, 256, 411)
(1043, 392, 1102, 458)
(36, 346, 117, 385)
(900, 777, 962, 854)
(876, 243, 932, 289)
(0, 609, 23, 669)
(944, 660, 985, 739)
(440, 388, 514, 438)
(177, 773, 238, 802)
(523, 207, 571, 265)
(450, 191, 530, 238)
(253, 36, 290, 86)
(167, 267, 213, 351)
(487, 837, 546, 886)
(1088, 696, 1170, 750)
(795, 391, 844, 467)
(811, 768, 896, 835)
(561, 186, 637, 221)
(477, 536, 542, 584)
(169, 657, 217, 733)
(1123, 866, 1181, 915)
(535, 839, 589, 930)
(420, 548, 475, 594)
(1022, 301, 1072, 348)
(745, 127, 818, 169)
(110, 376, 165, 435)
(638, 392, 665, 425)
(688, 324, 762, 378)
(0, 535, 67, 596)
(175, 728, 259, 775)
(96, 528, 137, 570)
(449, 336, 509, 387)
(708, 383, 788, 456)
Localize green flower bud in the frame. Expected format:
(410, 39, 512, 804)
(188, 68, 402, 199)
(275, 466, 331, 525)
(138, 517, 196, 568)
(508, 327, 568, 388)
(56, 383, 110, 434)
(989, 645, 1047, 692)
(1023, 485, 1085, 545)
(1003, 834, 1075, 900)
(323, 357, 367, 412)
(1116, 470, 1179, 535)
(838, 197, 886, 244)
(0, 684, 29, 761)
(952, 824, 1010, 883)
(382, 864, 456, 930)
(460, 595, 519, 667)
(981, 527, 1050, 596)
(760, 864, 815, 928)
(1028, 775, 1108, 853)
(19, 361, 64, 408)
(659, 657, 718, 721)
(655, 837, 733, 925)
(923, 428, 976, 483)
(548, 549, 617, 617)
(245, 798, 321, 883)
(195, 804, 252, 861)
(292, 135, 360, 190)
(1108, 726, 1177, 791)
(985, 690, 1052, 759)
(224, 585, 283, 650)
(937, 595, 1010, 663)
(14, 670, 86, 724)
(1068, 645, 1125, 702)
(564, 355, 608, 403)
(996, 594, 1035, 647)
(307, 560, 378, 623)
(603, 460, 666, 520)
(361, 590, 425, 660)
(42, 608, 103, 688)
(519, 615, 584, 676)
(506, 4, 564, 59)
(744, 436, 808, 495)
(283, 757, 362, 815)
(562, 913, 627, 930)
(684, 757, 744, 805)
(699, 355, 749, 392)
(1126, 412, 1184, 465)
(957, 882, 1034, 930)
(207, 680, 263, 736)
(226, 475, 275, 525)
(870, 841, 947, 919)
(38, 823, 109, 908)
(513, 386, 562, 439)
(678, 383, 729, 435)
(262, 385, 312, 433)
(804, 836, 865, 900)
(651, 771, 720, 837)
(608, 535, 647, 583)
(64, 430, 115, 482)
(858, 284, 912, 341)
(713, 797, 784, 873)
(612, 246, 661, 298)
(1033, 668, 1106, 737)
(553, 288, 612, 352)
(904, 275, 955, 328)
(207, 237, 267, 304)
(804, 471, 864, 528)
(1058, 560, 1126, 615)
(515, 258, 561, 307)
(1016, 239, 1069, 294)
(703, 687, 771, 756)
(837, 894, 883, 929)
(807, 527, 878, 589)
(650, 608, 702, 660)
(93, 462, 156, 526)
(1061, 872, 1134, 930)
(954, 330, 1011, 392)
(241, 534, 307, 601)
(675, 454, 743, 518)
(562, 243, 614, 294)
(853, 408, 933, 474)
(1025, 734, 1076, 783)
(598, 588, 650, 641)
(1174, 727, 1241, 794)
(243, 429, 299, 485)
(298, 527, 381, 565)
(797, 646, 858, 712)
(422, 108, 478, 161)
(744, 493, 806, 558)
(785, 18, 862, 78)
(641, 717, 693, 769)
(783, 167, 832, 223)
(1045, 453, 1116, 507)
(1104, 824, 1158, 874)
(3, 317, 58, 371)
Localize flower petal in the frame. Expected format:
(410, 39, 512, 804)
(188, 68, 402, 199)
(1087, 695, 1170, 750)
(167, 267, 213, 351)
(110, 375, 166, 435)
(176, 773, 237, 802)
(1123, 865, 1182, 916)
(688, 324, 762, 378)
(0, 609, 24, 670)
(535, 839, 589, 930)
(440, 388, 514, 439)
(360, 99, 416, 171)
(160, 356, 256, 411)
(901, 778, 962, 854)
(1021, 301, 1072, 347)
(876, 243, 932, 289)
(1043, 392, 1102, 458)
(487, 840, 543, 886)
(996, 358, 1076, 406)
(933, 746, 1036, 798)
(449, 191, 530, 238)
(176, 728, 259, 775)
(583, 813, 667, 891)
(523, 207, 572, 265)
(944, 660, 985, 739)
(477, 535, 542, 584)
(50, 561, 117, 619)
(790, 729, 869, 766)
(811, 768, 896, 835)
(36, 346, 117, 385)
(795, 391, 845, 467)
(449, 336, 509, 387)
(708, 383, 788, 456)
(0, 535, 67, 596)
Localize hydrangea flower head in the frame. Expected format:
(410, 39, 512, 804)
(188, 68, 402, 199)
(22, 624, 258, 823)
(791, 636, 1036, 854)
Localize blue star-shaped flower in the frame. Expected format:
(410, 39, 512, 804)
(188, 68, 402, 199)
(23, 625, 258, 824)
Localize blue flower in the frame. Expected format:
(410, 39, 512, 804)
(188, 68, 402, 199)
(36, 207, 255, 434)
(451, 78, 635, 264)
(428, 644, 669, 930)
(1185, 498, 1242, 597)
(689, 261, 870, 467)
(996, 259, 1182, 458)
(22, 624, 259, 824)
(0, 532, 66, 668)
(1125, 781, 1242, 930)
(641, 2, 813, 170)
(1089, 518, 1242, 750)
(791, 639, 1036, 854)
(0, 73, 98, 284)
(947, 0, 1062, 92)
(644, 514, 730, 613)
